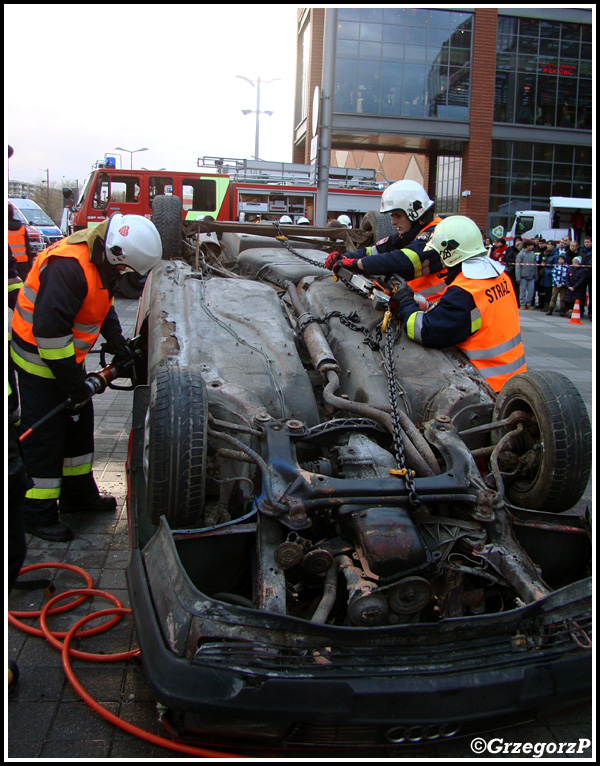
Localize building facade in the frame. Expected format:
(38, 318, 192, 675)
(293, 7, 592, 234)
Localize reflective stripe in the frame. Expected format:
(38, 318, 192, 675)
(461, 332, 523, 362)
(36, 334, 75, 350)
(22, 284, 37, 305)
(63, 453, 93, 476)
(470, 307, 482, 334)
(38, 342, 76, 361)
(405, 311, 425, 343)
(477, 354, 527, 381)
(10, 344, 56, 378)
(403, 248, 423, 278)
(25, 476, 62, 500)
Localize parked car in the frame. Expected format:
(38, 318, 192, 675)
(124, 201, 592, 751)
(8, 200, 45, 257)
(9, 197, 64, 247)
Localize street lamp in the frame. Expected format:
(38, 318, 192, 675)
(40, 168, 50, 214)
(237, 75, 280, 160)
(114, 146, 149, 169)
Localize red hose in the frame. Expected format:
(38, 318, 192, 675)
(9, 563, 250, 759)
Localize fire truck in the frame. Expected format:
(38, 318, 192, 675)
(66, 157, 386, 232)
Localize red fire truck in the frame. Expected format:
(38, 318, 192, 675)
(67, 157, 385, 232)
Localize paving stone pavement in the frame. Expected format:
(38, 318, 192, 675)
(7, 298, 593, 760)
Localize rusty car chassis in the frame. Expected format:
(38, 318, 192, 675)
(125, 213, 592, 750)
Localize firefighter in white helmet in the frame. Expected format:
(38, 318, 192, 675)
(337, 214, 352, 228)
(10, 214, 162, 542)
(325, 179, 447, 304)
(389, 215, 526, 392)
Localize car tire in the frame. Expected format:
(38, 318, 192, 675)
(152, 195, 182, 260)
(146, 365, 208, 527)
(117, 271, 146, 299)
(360, 210, 397, 242)
(492, 371, 591, 513)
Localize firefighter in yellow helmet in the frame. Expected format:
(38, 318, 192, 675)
(389, 215, 527, 393)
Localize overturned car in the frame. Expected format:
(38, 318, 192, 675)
(125, 208, 592, 750)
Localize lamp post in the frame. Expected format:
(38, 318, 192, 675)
(237, 75, 280, 160)
(114, 146, 149, 169)
(40, 168, 50, 215)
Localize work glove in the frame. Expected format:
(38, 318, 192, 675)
(67, 379, 95, 412)
(388, 278, 415, 315)
(102, 335, 135, 377)
(325, 251, 362, 276)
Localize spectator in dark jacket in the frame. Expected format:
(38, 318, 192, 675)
(564, 256, 588, 316)
(580, 236, 592, 320)
(503, 239, 522, 292)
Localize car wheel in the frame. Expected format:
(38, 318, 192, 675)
(360, 210, 397, 242)
(117, 271, 146, 299)
(492, 371, 591, 512)
(152, 194, 182, 260)
(146, 365, 208, 527)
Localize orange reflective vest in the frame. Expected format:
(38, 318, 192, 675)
(406, 217, 448, 302)
(452, 271, 527, 392)
(8, 225, 28, 263)
(11, 241, 112, 378)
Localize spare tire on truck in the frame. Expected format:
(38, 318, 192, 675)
(152, 194, 183, 260)
(360, 210, 397, 242)
(145, 365, 208, 528)
(492, 371, 591, 513)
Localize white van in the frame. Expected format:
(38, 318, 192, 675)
(9, 198, 64, 246)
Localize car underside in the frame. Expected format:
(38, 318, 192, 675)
(125, 207, 592, 750)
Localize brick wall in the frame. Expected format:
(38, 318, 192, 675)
(459, 8, 498, 229)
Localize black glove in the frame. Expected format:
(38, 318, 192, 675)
(67, 379, 95, 411)
(112, 346, 136, 378)
(388, 278, 415, 314)
(102, 334, 128, 358)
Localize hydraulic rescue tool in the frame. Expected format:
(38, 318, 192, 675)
(18, 338, 141, 444)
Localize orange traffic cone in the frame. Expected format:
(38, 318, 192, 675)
(569, 299, 583, 325)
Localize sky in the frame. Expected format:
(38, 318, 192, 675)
(5, 4, 299, 187)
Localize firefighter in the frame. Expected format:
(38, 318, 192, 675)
(10, 214, 162, 541)
(337, 214, 352, 228)
(389, 215, 527, 393)
(325, 180, 447, 303)
(8, 203, 36, 280)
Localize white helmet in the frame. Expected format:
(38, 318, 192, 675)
(424, 215, 487, 267)
(279, 215, 293, 224)
(297, 216, 310, 225)
(379, 180, 435, 222)
(337, 214, 352, 228)
(105, 214, 162, 275)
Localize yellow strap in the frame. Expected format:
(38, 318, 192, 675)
(275, 235, 288, 241)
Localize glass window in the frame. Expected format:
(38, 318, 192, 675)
(182, 179, 217, 212)
(514, 74, 536, 124)
(429, 10, 450, 29)
(576, 80, 592, 129)
(357, 60, 380, 114)
(360, 22, 382, 42)
(334, 58, 358, 112)
(404, 46, 427, 64)
(361, 8, 382, 23)
(359, 42, 381, 60)
(406, 8, 428, 26)
(339, 8, 359, 22)
(148, 177, 174, 206)
(383, 25, 404, 44)
(380, 63, 403, 115)
(519, 18, 539, 38)
(339, 21, 359, 40)
(337, 40, 359, 58)
(402, 64, 426, 116)
(382, 44, 403, 62)
(383, 8, 405, 25)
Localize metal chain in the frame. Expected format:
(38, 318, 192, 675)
(383, 316, 421, 507)
(273, 222, 327, 268)
(296, 310, 382, 351)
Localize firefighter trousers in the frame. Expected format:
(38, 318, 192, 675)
(16, 368, 100, 526)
